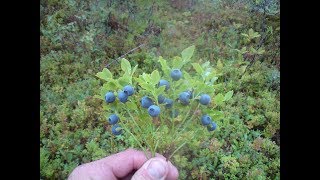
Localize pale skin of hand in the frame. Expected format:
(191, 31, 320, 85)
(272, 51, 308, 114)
(68, 148, 179, 180)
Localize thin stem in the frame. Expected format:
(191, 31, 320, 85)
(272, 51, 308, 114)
(153, 138, 160, 157)
(176, 104, 193, 130)
(126, 109, 154, 155)
(167, 79, 178, 133)
(171, 109, 175, 133)
(168, 141, 187, 160)
(172, 103, 200, 143)
(126, 109, 142, 132)
(105, 43, 145, 68)
(176, 102, 200, 131)
(179, 103, 201, 134)
(168, 128, 201, 160)
(121, 124, 150, 159)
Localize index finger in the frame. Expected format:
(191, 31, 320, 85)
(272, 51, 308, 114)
(97, 148, 149, 178)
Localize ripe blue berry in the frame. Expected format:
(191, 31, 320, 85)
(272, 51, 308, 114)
(158, 95, 166, 104)
(108, 114, 119, 125)
(184, 90, 193, 98)
(141, 96, 153, 108)
(170, 69, 182, 81)
(201, 115, 212, 126)
(123, 85, 134, 96)
(164, 98, 173, 108)
(118, 91, 128, 103)
(158, 79, 170, 91)
(200, 94, 211, 105)
(148, 105, 161, 117)
(179, 92, 190, 105)
(105, 92, 115, 103)
(207, 122, 217, 131)
(112, 124, 123, 135)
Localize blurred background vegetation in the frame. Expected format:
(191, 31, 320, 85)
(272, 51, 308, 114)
(40, 0, 280, 179)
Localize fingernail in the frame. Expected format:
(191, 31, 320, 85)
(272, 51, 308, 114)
(147, 160, 167, 179)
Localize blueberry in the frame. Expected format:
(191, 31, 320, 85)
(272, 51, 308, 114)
(118, 91, 128, 103)
(148, 105, 161, 117)
(108, 114, 119, 125)
(179, 92, 190, 105)
(170, 69, 182, 81)
(184, 90, 193, 98)
(123, 85, 134, 96)
(164, 98, 173, 108)
(207, 122, 217, 131)
(158, 95, 166, 104)
(141, 96, 153, 108)
(112, 124, 123, 135)
(201, 115, 212, 126)
(105, 92, 116, 103)
(158, 79, 170, 91)
(200, 94, 211, 105)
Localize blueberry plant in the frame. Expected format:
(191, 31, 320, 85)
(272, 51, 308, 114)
(95, 45, 233, 159)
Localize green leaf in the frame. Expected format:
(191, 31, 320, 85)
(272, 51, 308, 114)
(126, 101, 137, 110)
(183, 71, 192, 81)
(100, 88, 107, 100)
(151, 70, 160, 85)
(252, 33, 261, 38)
(206, 76, 218, 86)
(172, 56, 183, 69)
(181, 45, 195, 62)
(121, 58, 131, 74)
(96, 68, 112, 81)
(214, 93, 224, 105)
(202, 84, 215, 94)
(212, 110, 224, 120)
(240, 65, 247, 74)
(158, 56, 170, 77)
(250, 47, 257, 54)
(248, 29, 254, 36)
(237, 47, 248, 54)
(241, 33, 249, 37)
(206, 69, 217, 80)
(205, 109, 224, 120)
(201, 61, 210, 69)
(139, 82, 154, 92)
(213, 83, 223, 90)
(224, 90, 234, 101)
(132, 64, 138, 76)
(118, 76, 131, 87)
(155, 86, 166, 95)
(178, 80, 192, 93)
(135, 77, 145, 85)
(217, 59, 223, 69)
(232, 144, 237, 151)
(142, 73, 151, 83)
(105, 80, 120, 90)
(193, 81, 208, 94)
(192, 63, 204, 75)
(257, 48, 265, 55)
(210, 76, 218, 83)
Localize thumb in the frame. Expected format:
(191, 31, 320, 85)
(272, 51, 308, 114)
(131, 157, 169, 180)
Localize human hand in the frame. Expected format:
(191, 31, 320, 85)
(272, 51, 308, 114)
(68, 148, 179, 180)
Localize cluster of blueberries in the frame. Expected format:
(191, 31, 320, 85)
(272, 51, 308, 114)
(104, 85, 135, 135)
(177, 91, 217, 131)
(105, 85, 135, 104)
(104, 69, 217, 135)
